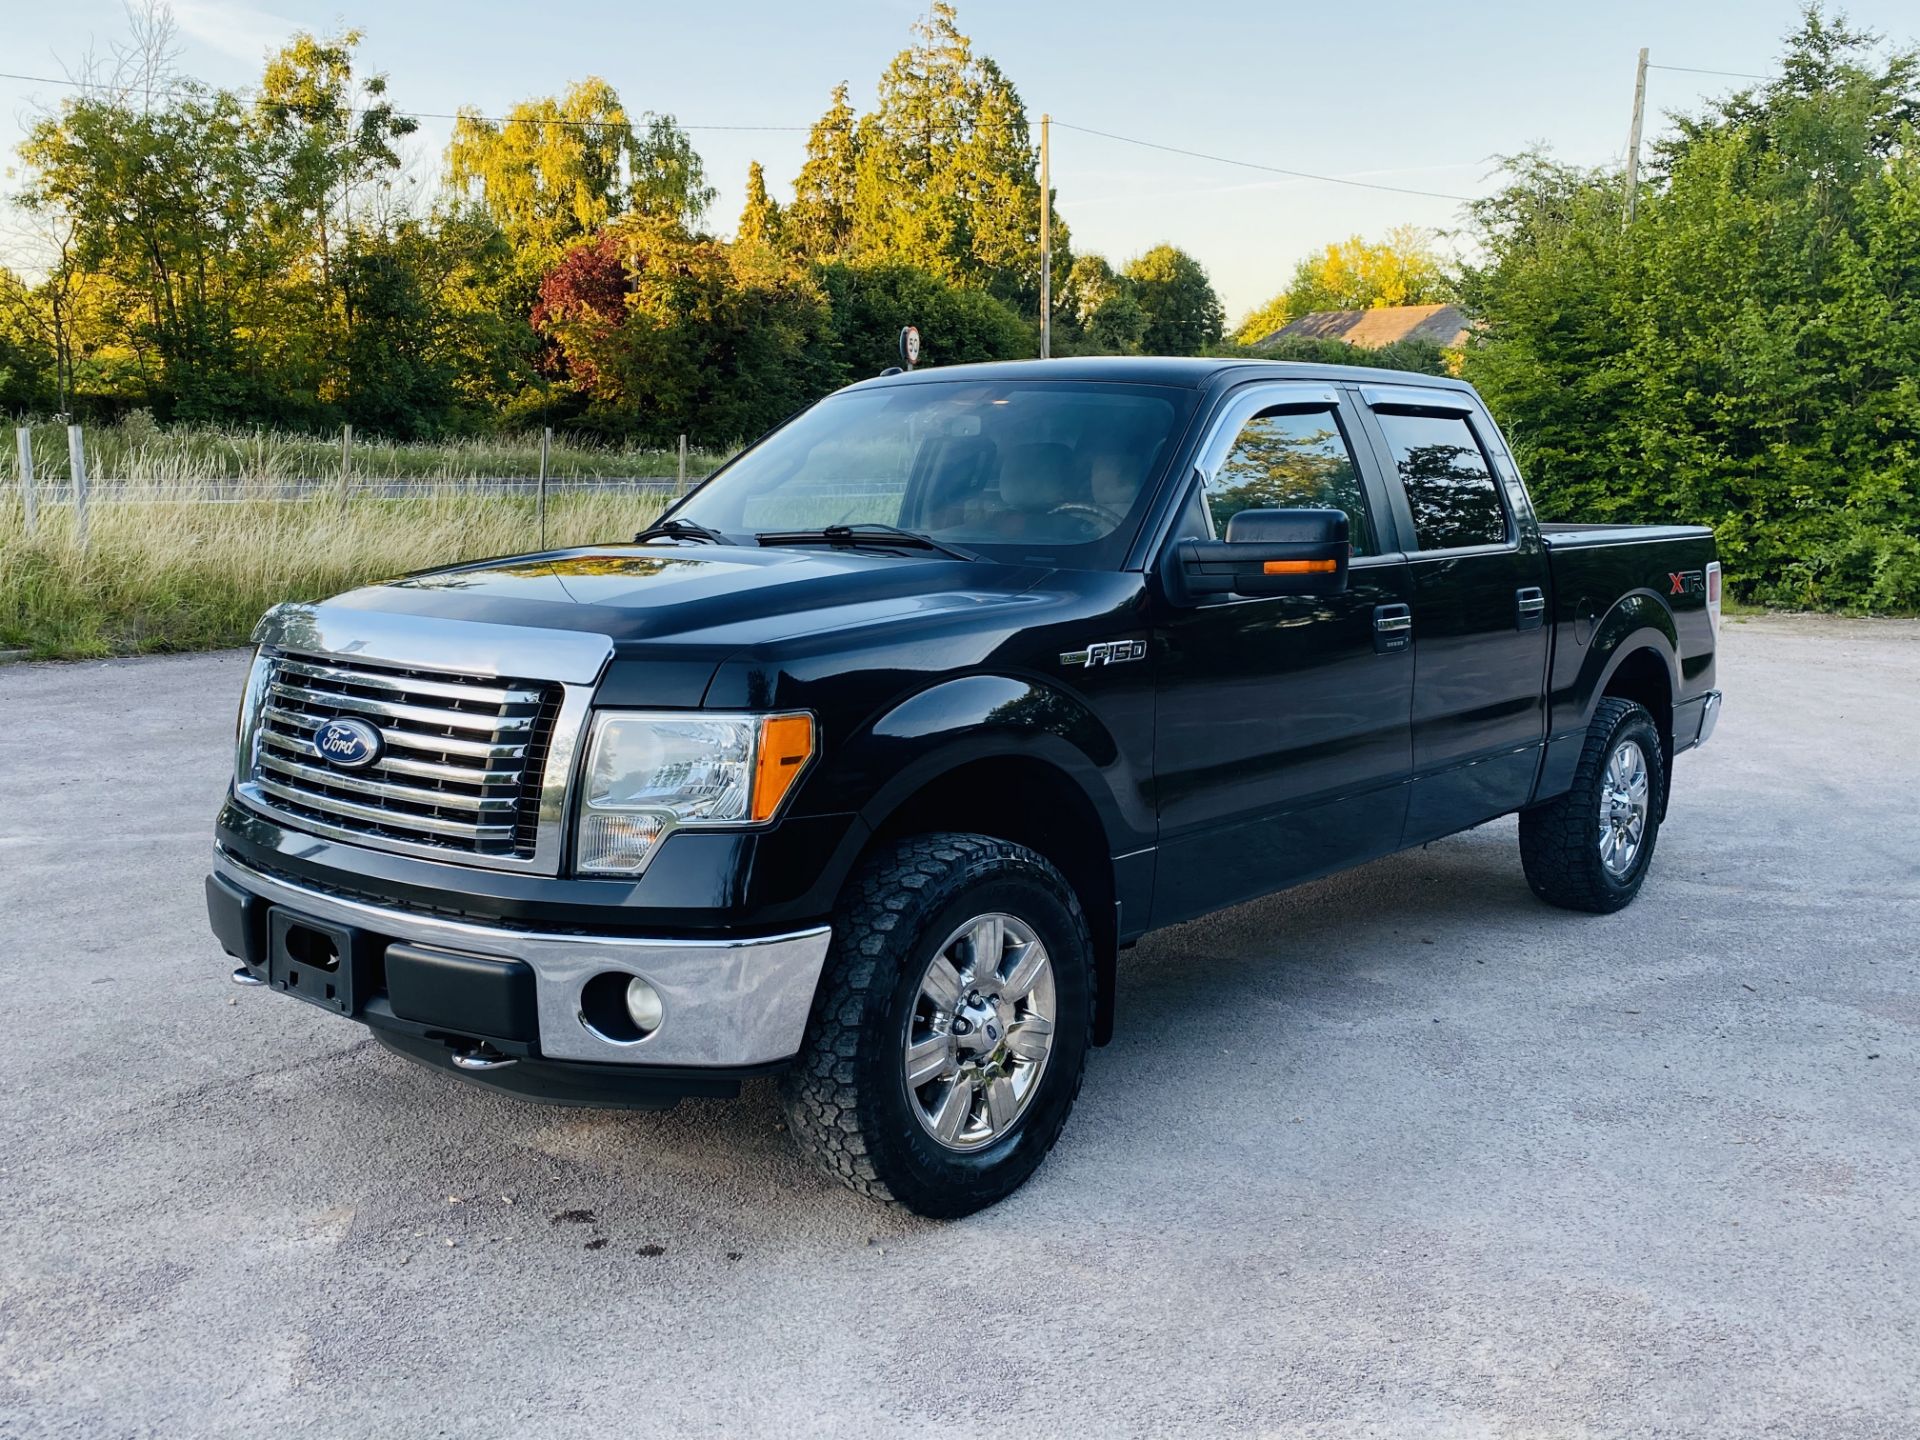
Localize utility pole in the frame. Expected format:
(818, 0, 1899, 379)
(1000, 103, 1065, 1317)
(1039, 113, 1051, 360)
(1624, 47, 1649, 227)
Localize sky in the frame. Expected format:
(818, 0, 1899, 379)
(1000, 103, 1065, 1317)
(3, 0, 1915, 321)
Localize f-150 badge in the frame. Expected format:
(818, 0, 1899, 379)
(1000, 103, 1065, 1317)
(1062, 640, 1147, 669)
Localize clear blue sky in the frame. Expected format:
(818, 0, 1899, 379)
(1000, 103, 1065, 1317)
(4, 0, 1914, 320)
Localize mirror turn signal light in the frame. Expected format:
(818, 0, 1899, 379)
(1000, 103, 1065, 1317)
(751, 713, 815, 821)
(1262, 558, 1340, 575)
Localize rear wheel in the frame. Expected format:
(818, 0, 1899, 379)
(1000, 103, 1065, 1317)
(781, 833, 1093, 1218)
(1519, 698, 1666, 914)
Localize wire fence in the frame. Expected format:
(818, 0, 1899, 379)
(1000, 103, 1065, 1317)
(7, 424, 719, 544)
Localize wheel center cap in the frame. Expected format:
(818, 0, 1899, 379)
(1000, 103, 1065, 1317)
(952, 994, 1002, 1055)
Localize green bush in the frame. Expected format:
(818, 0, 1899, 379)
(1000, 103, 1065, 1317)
(1459, 13, 1920, 613)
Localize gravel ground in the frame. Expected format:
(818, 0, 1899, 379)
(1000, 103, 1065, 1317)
(1, 614, 1915, 1438)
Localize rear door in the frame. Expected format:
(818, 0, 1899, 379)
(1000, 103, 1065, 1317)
(1148, 382, 1415, 926)
(1354, 387, 1550, 843)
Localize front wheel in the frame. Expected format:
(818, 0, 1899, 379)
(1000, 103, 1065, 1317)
(1519, 698, 1666, 913)
(780, 833, 1093, 1218)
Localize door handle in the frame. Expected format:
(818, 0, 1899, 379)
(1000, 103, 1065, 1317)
(1373, 603, 1412, 654)
(1516, 587, 1546, 631)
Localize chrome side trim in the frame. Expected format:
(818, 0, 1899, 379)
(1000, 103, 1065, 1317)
(254, 602, 615, 686)
(215, 853, 833, 1068)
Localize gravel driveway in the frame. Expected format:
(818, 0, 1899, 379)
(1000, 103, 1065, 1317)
(2, 614, 1915, 1438)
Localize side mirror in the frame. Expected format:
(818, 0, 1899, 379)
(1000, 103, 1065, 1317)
(1173, 508, 1351, 602)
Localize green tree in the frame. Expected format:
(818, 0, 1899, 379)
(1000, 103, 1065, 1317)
(534, 217, 835, 446)
(787, 83, 861, 261)
(737, 161, 784, 252)
(20, 78, 269, 419)
(0, 270, 56, 412)
(445, 80, 710, 270)
(335, 225, 455, 436)
(1460, 8, 1920, 611)
(1123, 245, 1224, 354)
(846, 4, 1067, 306)
(814, 262, 1032, 381)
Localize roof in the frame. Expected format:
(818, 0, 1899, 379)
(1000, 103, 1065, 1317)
(845, 354, 1473, 393)
(1254, 302, 1470, 351)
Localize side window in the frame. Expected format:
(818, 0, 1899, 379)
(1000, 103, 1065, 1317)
(1204, 407, 1374, 556)
(1373, 410, 1509, 550)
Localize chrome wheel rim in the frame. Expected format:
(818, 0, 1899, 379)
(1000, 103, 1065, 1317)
(1598, 738, 1651, 877)
(902, 912, 1056, 1152)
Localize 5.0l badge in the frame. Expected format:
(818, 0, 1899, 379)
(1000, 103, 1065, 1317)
(1061, 639, 1147, 669)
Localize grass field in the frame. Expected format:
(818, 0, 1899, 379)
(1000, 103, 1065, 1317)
(0, 487, 666, 659)
(7, 416, 727, 484)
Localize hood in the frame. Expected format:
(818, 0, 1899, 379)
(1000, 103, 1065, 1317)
(326, 543, 1052, 651)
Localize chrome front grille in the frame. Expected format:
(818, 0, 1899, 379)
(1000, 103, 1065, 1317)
(248, 653, 563, 861)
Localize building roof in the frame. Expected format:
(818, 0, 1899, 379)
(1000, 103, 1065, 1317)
(1255, 302, 1470, 351)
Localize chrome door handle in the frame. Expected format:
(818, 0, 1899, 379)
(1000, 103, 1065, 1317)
(1373, 603, 1412, 654)
(1516, 587, 1546, 631)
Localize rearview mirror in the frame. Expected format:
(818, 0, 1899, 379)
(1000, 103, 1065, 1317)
(1173, 508, 1350, 602)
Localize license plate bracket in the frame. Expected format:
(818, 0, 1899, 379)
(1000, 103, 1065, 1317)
(267, 909, 374, 1017)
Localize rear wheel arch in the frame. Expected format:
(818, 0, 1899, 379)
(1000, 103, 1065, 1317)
(1596, 641, 1677, 813)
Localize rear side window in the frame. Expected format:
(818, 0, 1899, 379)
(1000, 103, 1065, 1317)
(1374, 411, 1509, 550)
(1205, 407, 1375, 556)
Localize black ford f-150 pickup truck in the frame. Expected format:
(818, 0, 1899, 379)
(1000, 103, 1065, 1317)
(207, 357, 1722, 1216)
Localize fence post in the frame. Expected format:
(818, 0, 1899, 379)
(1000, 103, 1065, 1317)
(677, 433, 688, 498)
(538, 426, 551, 551)
(67, 423, 88, 550)
(15, 428, 34, 538)
(338, 424, 353, 503)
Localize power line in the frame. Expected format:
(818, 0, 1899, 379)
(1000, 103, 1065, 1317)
(1049, 120, 1478, 202)
(1647, 63, 1772, 81)
(0, 65, 1482, 199)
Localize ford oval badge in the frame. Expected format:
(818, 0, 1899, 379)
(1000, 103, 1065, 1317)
(313, 717, 382, 770)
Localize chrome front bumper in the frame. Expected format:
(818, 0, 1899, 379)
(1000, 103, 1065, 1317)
(213, 853, 831, 1068)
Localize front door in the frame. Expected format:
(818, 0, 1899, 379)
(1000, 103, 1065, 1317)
(1150, 384, 1415, 928)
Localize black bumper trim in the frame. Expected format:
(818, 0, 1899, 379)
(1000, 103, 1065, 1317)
(370, 1028, 786, 1109)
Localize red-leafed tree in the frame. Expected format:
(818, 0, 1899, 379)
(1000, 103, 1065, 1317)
(529, 232, 629, 391)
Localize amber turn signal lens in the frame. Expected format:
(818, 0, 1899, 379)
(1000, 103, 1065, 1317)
(1261, 558, 1339, 575)
(751, 713, 815, 821)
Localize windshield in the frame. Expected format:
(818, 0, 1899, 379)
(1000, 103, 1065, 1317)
(672, 379, 1194, 568)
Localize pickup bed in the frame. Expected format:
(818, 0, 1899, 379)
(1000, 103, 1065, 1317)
(207, 357, 1721, 1216)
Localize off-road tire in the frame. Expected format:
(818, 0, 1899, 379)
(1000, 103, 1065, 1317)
(1519, 698, 1666, 914)
(780, 833, 1094, 1218)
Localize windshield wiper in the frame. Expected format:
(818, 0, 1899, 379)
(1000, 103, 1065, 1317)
(633, 517, 730, 546)
(753, 523, 980, 562)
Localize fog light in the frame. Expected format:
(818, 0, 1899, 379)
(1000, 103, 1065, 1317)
(625, 977, 664, 1035)
(579, 970, 664, 1044)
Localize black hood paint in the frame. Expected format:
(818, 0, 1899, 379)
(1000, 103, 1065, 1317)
(327, 543, 1055, 651)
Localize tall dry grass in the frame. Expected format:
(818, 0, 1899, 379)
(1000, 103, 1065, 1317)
(0, 486, 665, 659)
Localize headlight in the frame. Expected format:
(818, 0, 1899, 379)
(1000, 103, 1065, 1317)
(233, 647, 273, 784)
(574, 711, 815, 876)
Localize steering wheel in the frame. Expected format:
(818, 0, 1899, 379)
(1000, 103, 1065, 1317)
(1044, 501, 1124, 539)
